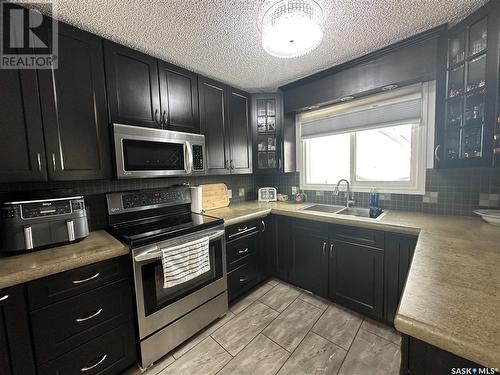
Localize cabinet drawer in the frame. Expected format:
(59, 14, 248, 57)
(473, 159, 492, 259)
(31, 279, 133, 364)
(226, 232, 259, 271)
(332, 225, 384, 249)
(37, 322, 136, 375)
(226, 219, 263, 242)
(227, 257, 260, 302)
(27, 255, 130, 310)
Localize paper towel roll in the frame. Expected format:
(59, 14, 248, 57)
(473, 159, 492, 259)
(190, 186, 203, 213)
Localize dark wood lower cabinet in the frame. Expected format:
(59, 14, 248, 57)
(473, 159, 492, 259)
(289, 219, 328, 297)
(37, 322, 136, 375)
(329, 240, 384, 319)
(226, 218, 269, 302)
(0, 285, 36, 375)
(402, 336, 498, 375)
(385, 233, 417, 323)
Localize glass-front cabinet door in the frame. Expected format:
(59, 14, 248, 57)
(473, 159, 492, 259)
(252, 93, 283, 173)
(436, 2, 499, 168)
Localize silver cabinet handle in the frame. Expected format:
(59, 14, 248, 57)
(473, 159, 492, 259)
(162, 110, 167, 126)
(239, 276, 249, 283)
(238, 248, 249, 254)
(72, 272, 100, 284)
(81, 354, 107, 372)
(76, 308, 103, 323)
(322, 241, 327, 256)
(261, 220, 266, 232)
(434, 144, 441, 162)
(330, 243, 334, 257)
(51, 153, 57, 171)
(226, 159, 230, 170)
(230, 159, 234, 170)
(154, 109, 160, 125)
(0, 295, 8, 302)
(67, 220, 75, 241)
(37, 153, 42, 172)
(238, 226, 248, 232)
(24, 226, 33, 250)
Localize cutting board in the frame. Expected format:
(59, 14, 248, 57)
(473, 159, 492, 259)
(201, 183, 230, 210)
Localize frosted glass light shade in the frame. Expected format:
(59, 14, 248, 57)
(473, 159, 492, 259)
(260, 0, 324, 58)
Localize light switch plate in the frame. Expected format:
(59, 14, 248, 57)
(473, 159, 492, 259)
(291, 186, 298, 195)
(239, 188, 245, 197)
(227, 189, 232, 199)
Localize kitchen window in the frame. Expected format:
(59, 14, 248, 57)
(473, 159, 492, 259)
(298, 82, 435, 194)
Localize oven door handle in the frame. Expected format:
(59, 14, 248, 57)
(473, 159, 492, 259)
(133, 229, 225, 263)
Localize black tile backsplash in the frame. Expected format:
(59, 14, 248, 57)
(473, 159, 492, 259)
(1, 167, 498, 231)
(0, 175, 257, 231)
(256, 168, 500, 216)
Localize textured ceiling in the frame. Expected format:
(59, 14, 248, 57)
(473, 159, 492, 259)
(32, 0, 487, 92)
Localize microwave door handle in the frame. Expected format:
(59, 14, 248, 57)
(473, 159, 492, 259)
(185, 141, 193, 174)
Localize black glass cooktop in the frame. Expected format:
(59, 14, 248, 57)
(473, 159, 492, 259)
(110, 212, 223, 247)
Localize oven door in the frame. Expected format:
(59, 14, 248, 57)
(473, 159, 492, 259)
(132, 225, 227, 339)
(114, 123, 199, 178)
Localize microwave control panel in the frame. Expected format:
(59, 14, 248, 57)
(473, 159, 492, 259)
(193, 145, 204, 170)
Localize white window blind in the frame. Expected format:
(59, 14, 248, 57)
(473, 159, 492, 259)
(300, 88, 422, 139)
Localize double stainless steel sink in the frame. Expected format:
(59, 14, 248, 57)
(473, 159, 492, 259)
(302, 204, 386, 220)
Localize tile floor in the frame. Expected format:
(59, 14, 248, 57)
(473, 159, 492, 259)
(124, 279, 402, 375)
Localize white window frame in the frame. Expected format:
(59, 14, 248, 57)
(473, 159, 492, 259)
(297, 82, 435, 195)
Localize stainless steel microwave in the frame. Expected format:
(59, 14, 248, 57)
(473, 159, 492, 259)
(113, 123, 206, 179)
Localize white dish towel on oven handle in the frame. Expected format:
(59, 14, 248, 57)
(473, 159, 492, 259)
(161, 236, 210, 289)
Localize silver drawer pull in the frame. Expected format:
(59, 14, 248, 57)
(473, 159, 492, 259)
(81, 354, 107, 372)
(237, 226, 248, 232)
(238, 248, 249, 254)
(76, 308, 103, 323)
(0, 295, 8, 302)
(72, 272, 100, 284)
(239, 276, 249, 283)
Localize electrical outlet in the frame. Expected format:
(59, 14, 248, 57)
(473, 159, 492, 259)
(291, 186, 298, 195)
(227, 189, 232, 199)
(239, 188, 245, 197)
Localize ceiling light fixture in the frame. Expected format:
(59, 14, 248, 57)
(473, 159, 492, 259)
(259, 0, 324, 59)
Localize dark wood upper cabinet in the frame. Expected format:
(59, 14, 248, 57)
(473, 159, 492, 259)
(199, 76, 230, 174)
(0, 285, 36, 375)
(289, 219, 329, 297)
(251, 92, 295, 174)
(104, 41, 161, 128)
(38, 22, 112, 180)
(0, 69, 47, 182)
(158, 61, 199, 133)
(435, 1, 500, 168)
(227, 88, 252, 174)
(199, 76, 252, 175)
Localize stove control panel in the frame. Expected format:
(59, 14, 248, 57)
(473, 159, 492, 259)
(107, 186, 191, 215)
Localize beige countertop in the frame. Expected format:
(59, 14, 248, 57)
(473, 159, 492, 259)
(0, 230, 129, 290)
(207, 201, 500, 368)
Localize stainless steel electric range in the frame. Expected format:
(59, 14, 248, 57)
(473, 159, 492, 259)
(106, 186, 227, 369)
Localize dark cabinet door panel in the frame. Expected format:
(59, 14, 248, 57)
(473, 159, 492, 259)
(31, 279, 133, 363)
(159, 62, 199, 133)
(290, 220, 328, 297)
(332, 225, 385, 249)
(39, 22, 111, 180)
(104, 41, 161, 128)
(37, 322, 136, 375)
(0, 285, 36, 375)
(227, 255, 260, 302)
(274, 216, 291, 282)
(0, 69, 47, 182)
(228, 88, 252, 173)
(226, 231, 259, 272)
(384, 234, 417, 323)
(199, 76, 230, 174)
(329, 240, 384, 318)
